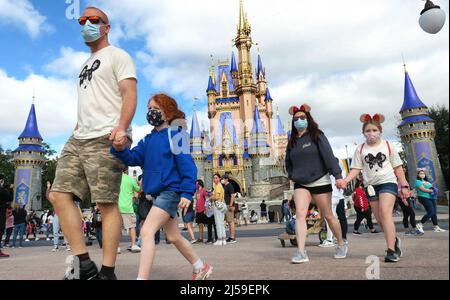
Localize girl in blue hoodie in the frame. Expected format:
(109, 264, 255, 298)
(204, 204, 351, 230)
(111, 93, 212, 280)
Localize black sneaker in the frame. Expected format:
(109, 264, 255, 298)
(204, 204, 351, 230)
(64, 258, 98, 280)
(353, 231, 362, 235)
(385, 249, 399, 263)
(370, 230, 381, 234)
(226, 238, 237, 244)
(92, 272, 118, 280)
(394, 237, 403, 257)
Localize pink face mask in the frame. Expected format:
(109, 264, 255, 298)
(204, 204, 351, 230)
(364, 131, 380, 144)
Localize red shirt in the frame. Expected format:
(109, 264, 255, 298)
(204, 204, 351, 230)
(195, 189, 208, 213)
(353, 187, 369, 211)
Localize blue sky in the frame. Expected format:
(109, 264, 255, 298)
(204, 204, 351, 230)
(0, 0, 448, 158)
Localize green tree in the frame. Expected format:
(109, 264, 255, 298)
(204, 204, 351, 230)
(0, 146, 14, 185)
(428, 105, 449, 185)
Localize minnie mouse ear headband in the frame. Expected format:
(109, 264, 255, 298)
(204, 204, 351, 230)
(289, 104, 311, 116)
(360, 113, 385, 124)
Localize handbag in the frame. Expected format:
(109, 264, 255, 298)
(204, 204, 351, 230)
(214, 200, 227, 214)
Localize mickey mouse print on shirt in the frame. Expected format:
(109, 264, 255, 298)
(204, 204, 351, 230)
(364, 152, 387, 171)
(79, 59, 101, 89)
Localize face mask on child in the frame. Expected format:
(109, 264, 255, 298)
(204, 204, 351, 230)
(147, 109, 164, 127)
(364, 131, 380, 144)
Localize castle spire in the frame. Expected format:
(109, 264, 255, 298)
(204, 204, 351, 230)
(231, 51, 238, 73)
(19, 99, 43, 140)
(400, 68, 428, 113)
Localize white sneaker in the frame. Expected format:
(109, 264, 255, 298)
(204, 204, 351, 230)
(416, 223, 425, 234)
(222, 239, 227, 246)
(25, 239, 30, 242)
(46, 238, 51, 241)
(130, 245, 141, 253)
(35, 238, 40, 241)
(52, 246, 59, 252)
(291, 250, 309, 264)
(65, 246, 71, 252)
(213, 240, 222, 246)
(433, 226, 446, 233)
(117, 247, 122, 254)
(318, 240, 335, 248)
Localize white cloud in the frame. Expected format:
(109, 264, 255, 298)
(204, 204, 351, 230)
(44, 47, 90, 78)
(0, 69, 77, 145)
(0, 0, 53, 38)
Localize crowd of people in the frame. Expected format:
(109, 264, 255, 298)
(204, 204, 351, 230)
(0, 6, 447, 280)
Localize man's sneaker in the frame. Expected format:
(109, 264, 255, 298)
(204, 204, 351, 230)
(93, 272, 118, 280)
(394, 237, 403, 258)
(318, 240, 335, 248)
(52, 246, 59, 252)
(192, 263, 213, 280)
(416, 223, 425, 234)
(291, 250, 309, 264)
(414, 229, 424, 236)
(190, 239, 198, 244)
(63, 256, 98, 280)
(370, 230, 381, 234)
(334, 245, 348, 259)
(385, 249, 399, 263)
(222, 239, 227, 246)
(130, 245, 141, 253)
(213, 240, 222, 246)
(205, 240, 214, 245)
(353, 231, 362, 235)
(433, 226, 447, 233)
(226, 238, 237, 244)
(0, 251, 10, 259)
(25, 239, 30, 242)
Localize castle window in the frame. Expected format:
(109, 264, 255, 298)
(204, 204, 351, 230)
(29, 151, 32, 155)
(423, 122, 427, 125)
(409, 124, 414, 128)
(408, 109, 413, 113)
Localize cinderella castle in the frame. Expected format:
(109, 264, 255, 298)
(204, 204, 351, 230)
(189, 0, 289, 199)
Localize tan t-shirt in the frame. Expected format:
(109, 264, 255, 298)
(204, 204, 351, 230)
(351, 140, 403, 186)
(74, 45, 137, 140)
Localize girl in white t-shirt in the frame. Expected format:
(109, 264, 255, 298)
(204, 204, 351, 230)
(338, 114, 410, 263)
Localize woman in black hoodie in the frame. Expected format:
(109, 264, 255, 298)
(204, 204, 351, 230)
(285, 104, 348, 264)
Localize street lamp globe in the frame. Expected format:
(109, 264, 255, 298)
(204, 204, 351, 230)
(419, 0, 447, 34)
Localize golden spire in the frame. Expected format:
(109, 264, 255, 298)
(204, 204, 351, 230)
(238, 0, 250, 35)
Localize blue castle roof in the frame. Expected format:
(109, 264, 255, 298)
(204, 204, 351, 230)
(231, 52, 238, 73)
(207, 76, 216, 92)
(251, 106, 267, 135)
(257, 54, 265, 78)
(14, 144, 45, 153)
(265, 88, 273, 102)
(400, 71, 428, 113)
(19, 104, 42, 140)
(190, 110, 202, 139)
(216, 64, 235, 92)
(273, 113, 286, 135)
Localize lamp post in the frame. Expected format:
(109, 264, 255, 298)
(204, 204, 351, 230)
(419, 0, 447, 34)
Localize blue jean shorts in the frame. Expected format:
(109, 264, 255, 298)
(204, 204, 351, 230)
(182, 211, 195, 223)
(152, 191, 180, 218)
(366, 183, 398, 202)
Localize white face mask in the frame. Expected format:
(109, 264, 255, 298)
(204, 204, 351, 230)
(364, 131, 381, 144)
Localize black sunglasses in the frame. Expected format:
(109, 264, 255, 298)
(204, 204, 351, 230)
(78, 16, 107, 26)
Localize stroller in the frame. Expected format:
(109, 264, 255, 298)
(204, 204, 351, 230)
(278, 202, 327, 248)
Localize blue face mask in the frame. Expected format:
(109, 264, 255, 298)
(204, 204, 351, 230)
(294, 118, 308, 131)
(81, 20, 103, 43)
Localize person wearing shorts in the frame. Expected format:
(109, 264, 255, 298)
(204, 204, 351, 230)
(341, 113, 410, 263)
(119, 169, 140, 253)
(49, 6, 137, 281)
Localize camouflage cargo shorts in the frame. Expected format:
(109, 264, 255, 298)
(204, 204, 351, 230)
(51, 134, 128, 204)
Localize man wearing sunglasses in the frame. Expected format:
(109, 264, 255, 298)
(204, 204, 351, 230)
(49, 6, 137, 280)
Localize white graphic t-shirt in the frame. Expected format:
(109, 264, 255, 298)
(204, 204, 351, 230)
(351, 140, 403, 186)
(74, 45, 137, 140)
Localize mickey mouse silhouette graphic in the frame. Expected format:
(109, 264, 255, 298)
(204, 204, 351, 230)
(79, 59, 101, 89)
(364, 152, 386, 170)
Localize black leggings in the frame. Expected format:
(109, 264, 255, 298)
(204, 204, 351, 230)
(206, 216, 217, 241)
(354, 207, 374, 231)
(336, 199, 348, 239)
(397, 198, 417, 229)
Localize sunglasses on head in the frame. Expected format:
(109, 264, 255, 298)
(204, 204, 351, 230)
(78, 16, 106, 25)
(293, 115, 307, 121)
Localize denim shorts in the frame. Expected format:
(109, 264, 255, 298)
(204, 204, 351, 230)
(182, 211, 195, 223)
(152, 191, 180, 218)
(366, 183, 398, 202)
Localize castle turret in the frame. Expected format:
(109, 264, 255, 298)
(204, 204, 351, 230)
(13, 99, 45, 210)
(190, 109, 205, 182)
(398, 66, 447, 199)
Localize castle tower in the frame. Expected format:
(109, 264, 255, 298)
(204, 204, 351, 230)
(190, 109, 206, 183)
(234, 0, 257, 141)
(13, 98, 45, 210)
(398, 67, 447, 198)
(249, 106, 270, 183)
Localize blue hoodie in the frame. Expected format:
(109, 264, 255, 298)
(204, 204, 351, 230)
(111, 127, 197, 201)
